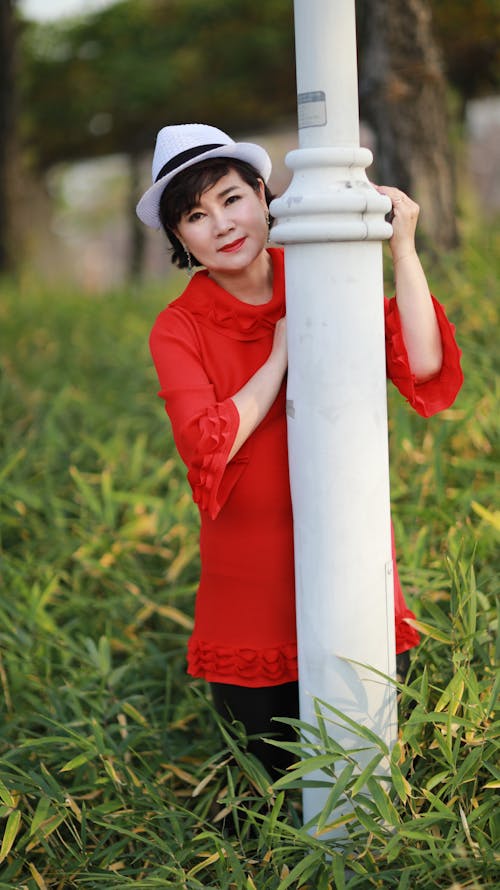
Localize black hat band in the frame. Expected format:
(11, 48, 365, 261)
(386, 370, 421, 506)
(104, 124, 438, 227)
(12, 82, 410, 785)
(154, 143, 224, 183)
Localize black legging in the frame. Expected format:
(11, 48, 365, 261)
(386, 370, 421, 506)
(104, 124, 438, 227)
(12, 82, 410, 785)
(211, 655, 410, 780)
(210, 680, 300, 780)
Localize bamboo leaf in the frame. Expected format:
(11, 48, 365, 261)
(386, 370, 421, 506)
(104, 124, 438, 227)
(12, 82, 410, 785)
(459, 803, 480, 857)
(366, 777, 400, 827)
(29, 863, 49, 890)
(430, 725, 455, 767)
(420, 665, 429, 703)
(314, 810, 357, 836)
(487, 670, 500, 717)
(397, 823, 437, 842)
(0, 447, 27, 482)
(275, 851, 319, 889)
(422, 787, 459, 818)
(69, 465, 102, 516)
(451, 746, 484, 790)
(218, 837, 247, 884)
(404, 618, 451, 644)
(29, 797, 52, 836)
(352, 805, 386, 838)
(154, 603, 194, 629)
(162, 762, 198, 786)
(435, 669, 465, 714)
(331, 854, 346, 890)
(121, 702, 149, 727)
(0, 779, 15, 809)
(59, 752, 95, 773)
(425, 769, 452, 792)
(315, 762, 355, 833)
(390, 758, 411, 804)
(0, 808, 21, 862)
(272, 753, 338, 788)
(191, 770, 218, 798)
(471, 500, 500, 531)
(188, 850, 223, 877)
(350, 753, 385, 798)
(314, 698, 389, 754)
(265, 790, 285, 836)
(26, 814, 65, 847)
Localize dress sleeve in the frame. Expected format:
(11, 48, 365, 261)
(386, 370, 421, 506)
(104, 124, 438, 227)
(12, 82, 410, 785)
(149, 308, 241, 520)
(384, 294, 463, 417)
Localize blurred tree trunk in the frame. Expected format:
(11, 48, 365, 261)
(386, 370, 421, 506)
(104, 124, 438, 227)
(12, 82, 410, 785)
(0, 0, 16, 273)
(128, 151, 146, 282)
(357, 0, 459, 249)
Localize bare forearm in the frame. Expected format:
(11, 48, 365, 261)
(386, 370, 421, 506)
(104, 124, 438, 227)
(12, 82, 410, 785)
(392, 248, 443, 381)
(374, 184, 443, 382)
(228, 316, 287, 461)
(229, 359, 285, 460)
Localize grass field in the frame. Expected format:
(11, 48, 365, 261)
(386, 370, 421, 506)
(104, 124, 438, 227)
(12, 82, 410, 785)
(0, 222, 498, 887)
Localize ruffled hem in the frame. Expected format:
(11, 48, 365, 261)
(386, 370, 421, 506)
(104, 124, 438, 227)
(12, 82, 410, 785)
(187, 639, 298, 687)
(385, 294, 463, 418)
(187, 399, 239, 519)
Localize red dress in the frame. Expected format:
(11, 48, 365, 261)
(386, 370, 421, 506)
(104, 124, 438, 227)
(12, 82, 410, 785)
(149, 248, 463, 687)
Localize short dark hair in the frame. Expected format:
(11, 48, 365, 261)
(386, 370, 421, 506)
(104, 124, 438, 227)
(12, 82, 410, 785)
(158, 157, 274, 269)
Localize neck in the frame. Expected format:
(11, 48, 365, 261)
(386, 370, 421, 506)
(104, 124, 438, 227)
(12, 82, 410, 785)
(208, 249, 273, 305)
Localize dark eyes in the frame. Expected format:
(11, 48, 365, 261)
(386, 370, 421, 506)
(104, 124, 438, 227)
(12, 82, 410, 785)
(185, 193, 241, 223)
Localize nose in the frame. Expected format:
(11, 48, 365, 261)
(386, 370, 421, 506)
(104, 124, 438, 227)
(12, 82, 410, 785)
(212, 208, 234, 236)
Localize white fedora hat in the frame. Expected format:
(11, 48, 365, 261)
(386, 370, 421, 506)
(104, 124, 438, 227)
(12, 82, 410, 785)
(136, 123, 272, 229)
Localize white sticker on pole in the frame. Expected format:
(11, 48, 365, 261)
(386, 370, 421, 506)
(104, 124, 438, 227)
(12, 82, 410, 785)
(298, 90, 327, 128)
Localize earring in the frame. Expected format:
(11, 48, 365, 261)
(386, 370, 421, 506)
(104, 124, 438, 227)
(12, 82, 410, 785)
(182, 243, 193, 277)
(265, 209, 271, 242)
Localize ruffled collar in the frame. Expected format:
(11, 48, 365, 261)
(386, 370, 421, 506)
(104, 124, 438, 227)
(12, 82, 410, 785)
(172, 247, 285, 341)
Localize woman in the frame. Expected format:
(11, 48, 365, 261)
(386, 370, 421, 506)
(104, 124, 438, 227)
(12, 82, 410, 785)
(136, 124, 463, 779)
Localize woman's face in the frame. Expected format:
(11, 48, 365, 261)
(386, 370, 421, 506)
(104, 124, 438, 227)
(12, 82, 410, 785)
(174, 169, 269, 276)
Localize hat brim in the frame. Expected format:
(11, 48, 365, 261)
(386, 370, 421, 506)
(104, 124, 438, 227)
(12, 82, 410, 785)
(136, 142, 272, 229)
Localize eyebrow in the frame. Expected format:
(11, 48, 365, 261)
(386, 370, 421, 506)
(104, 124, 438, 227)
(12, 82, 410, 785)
(184, 181, 241, 216)
(216, 184, 241, 199)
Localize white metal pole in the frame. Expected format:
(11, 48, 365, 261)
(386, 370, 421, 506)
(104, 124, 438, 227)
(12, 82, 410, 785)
(271, 0, 397, 829)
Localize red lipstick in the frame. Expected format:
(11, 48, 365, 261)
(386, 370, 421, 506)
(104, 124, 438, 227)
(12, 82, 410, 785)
(219, 237, 246, 253)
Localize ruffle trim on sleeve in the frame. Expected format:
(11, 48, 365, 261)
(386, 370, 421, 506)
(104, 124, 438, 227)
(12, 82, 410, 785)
(187, 639, 299, 687)
(395, 609, 420, 654)
(186, 399, 240, 520)
(385, 295, 463, 418)
(392, 523, 420, 654)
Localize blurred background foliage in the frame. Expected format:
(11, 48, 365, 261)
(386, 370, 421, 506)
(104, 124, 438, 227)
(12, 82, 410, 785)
(0, 0, 499, 283)
(16, 0, 500, 169)
(19, 0, 296, 168)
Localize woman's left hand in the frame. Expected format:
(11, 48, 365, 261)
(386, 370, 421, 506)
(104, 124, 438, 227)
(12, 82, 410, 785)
(373, 184, 420, 261)
(373, 184, 443, 380)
